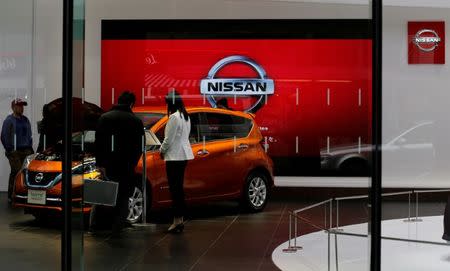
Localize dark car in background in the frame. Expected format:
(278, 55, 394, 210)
(321, 121, 434, 177)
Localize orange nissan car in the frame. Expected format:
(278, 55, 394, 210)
(13, 107, 274, 223)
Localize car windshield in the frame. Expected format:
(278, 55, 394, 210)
(388, 122, 433, 145)
(53, 131, 96, 153)
(145, 130, 161, 151)
(135, 112, 165, 129)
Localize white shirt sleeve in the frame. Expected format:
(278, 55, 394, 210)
(160, 114, 178, 154)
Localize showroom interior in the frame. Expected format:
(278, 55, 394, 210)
(1, 0, 450, 270)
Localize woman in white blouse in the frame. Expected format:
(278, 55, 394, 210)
(160, 90, 194, 233)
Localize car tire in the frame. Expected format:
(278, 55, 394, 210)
(127, 180, 151, 224)
(241, 171, 269, 212)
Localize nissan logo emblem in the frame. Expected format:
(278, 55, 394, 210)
(35, 173, 44, 183)
(200, 55, 274, 113)
(414, 29, 441, 52)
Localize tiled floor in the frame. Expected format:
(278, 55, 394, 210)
(0, 189, 445, 271)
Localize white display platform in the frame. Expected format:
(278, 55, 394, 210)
(272, 216, 450, 271)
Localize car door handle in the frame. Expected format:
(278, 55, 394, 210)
(197, 150, 209, 156)
(238, 144, 249, 150)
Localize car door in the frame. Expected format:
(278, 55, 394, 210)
(186, 112, 251, 198)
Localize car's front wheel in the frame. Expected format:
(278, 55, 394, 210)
(241, 172, 269, 212)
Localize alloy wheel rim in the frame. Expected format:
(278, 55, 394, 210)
(248, 177, 267, 208)
(127, 186, 143, 223)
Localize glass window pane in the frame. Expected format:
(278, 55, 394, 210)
(382, 1, 450, 270)
(89, 1, 373, 271)
(0, 0, 63, 270)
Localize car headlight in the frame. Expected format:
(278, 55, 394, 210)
(50, 162, 97, 185)
(72, 161, 96, 175)
(21, 154, 37, 170)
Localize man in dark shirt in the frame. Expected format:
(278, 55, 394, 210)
(95, 91, 144, 235)
(1, 98, 34, 203)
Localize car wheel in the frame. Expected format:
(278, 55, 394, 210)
(127, 185, 144, 224)
(241, 172, 269, 212)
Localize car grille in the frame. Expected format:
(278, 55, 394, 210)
(25, 170, 60, 187)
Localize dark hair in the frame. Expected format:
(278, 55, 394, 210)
(42, 104, 50, 119)
(118, 91, 136, 107)
(165, 90, 189, 121)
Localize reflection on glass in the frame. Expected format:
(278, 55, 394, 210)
(320, 137, 371, 176)
(320, 122, 435, 179)
(383, 121, 434, 185)
(382, 1, 450, 270)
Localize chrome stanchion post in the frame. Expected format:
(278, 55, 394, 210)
(413, 191, 423, 222)
(134, 131, 154, 227)
(337, 200, 339, 229)
(293, 212, 303, 250)
(335, 200, 343, 231)
(142, 132, 147, 223)
(324, 202, 328, 233)
(416, 191, 418, 221)
(416, 192, 418, 221)
(328, 200, 332, 271)
(404, 192, 413, 223)
(411, 191, 422, 222)
(294, 215, 297, 247)
(283, 212, 297, 253)
(335, 232, 339, 271)
(408, 192, 411, 221)
(289, 213, 292, 247)
(330, 199, 332, 230)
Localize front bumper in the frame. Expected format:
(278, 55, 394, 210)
(13, 194, 90, 213)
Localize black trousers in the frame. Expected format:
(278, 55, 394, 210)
(109, 172, 134, 233)
(166, 160, 188, 218)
